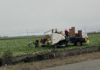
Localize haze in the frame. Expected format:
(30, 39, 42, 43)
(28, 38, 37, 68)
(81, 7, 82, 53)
(0, 0, 100, 36)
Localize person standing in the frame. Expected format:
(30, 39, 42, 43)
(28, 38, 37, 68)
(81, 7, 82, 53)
(65, 30, 69, 46)
(65, 30, 69, 37)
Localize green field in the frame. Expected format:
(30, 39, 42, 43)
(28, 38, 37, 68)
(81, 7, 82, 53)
(0, 36, 49, 56)
(0, 34, 100, 56)
(88, 34, 100, 46)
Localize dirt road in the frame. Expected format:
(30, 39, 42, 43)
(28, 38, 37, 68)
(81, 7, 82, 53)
(43, 59, 100, 70)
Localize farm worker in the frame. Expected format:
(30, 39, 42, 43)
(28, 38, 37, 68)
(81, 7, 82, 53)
(65, 30, 69, 41)
(40, 38, 47, 47)
(65, 30, 69, 37)
(34, 40, 39, 48)
(65, 30, 69, 46)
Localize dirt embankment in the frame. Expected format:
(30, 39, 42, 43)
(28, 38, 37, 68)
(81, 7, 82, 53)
(1, 51, 100, 70)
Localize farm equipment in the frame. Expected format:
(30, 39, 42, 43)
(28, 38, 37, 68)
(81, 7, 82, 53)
(38, 27, 89, 48)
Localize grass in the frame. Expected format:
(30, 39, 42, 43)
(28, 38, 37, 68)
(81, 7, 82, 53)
(0, 34, 99, 56)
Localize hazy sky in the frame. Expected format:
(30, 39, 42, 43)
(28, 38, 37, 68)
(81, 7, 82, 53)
(0, 0, 100, 36)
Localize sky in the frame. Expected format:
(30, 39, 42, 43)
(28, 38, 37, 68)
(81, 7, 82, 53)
(0, 0, 100, 36)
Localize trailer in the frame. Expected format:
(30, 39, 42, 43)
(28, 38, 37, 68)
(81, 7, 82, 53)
(39, 27, 89, 48)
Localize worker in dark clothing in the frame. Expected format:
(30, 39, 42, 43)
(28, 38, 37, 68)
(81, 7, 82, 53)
(41, 38, 47, 47)
(34, 40, 39, 48)
(65, 30, 69, 46)
(65, 30, 69, 41)
(65, 30, 69, 37)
